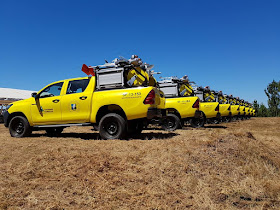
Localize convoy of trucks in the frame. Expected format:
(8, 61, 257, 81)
(2, 55, 255, 139)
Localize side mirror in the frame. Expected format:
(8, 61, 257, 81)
(32, 92, 39, 99)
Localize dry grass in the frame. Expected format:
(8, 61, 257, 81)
(0, 118, 280, 209)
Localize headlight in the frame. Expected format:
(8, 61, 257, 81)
(6, 104, 13, 110)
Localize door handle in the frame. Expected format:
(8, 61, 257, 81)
(79, 96, 87, 100)
(52, 99, 60, 103)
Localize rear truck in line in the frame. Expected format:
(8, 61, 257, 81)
(193, 85, 221, 124)
(248, 103, 253, 118)
(239, 99, 246, 120)
(250, 104, 254, 117)
(227, 95, 240, 121)
(244, 101, 251, 119)
(157, 76, 204, 131)
(213, 91, 231, 122)
(3, 55, 166, 139)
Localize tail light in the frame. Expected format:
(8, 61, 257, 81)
(144, 90, 155, 104)
(215, 104, 219, 112)
(192, 99, 199, 108)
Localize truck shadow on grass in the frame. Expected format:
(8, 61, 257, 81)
(146, 125, 227, 130)
(126, 132, 178, 140)
(203, 125, 227, 129)
(30, 132, 178, 141)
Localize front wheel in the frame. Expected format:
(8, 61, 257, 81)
(99, 113, 127, 139)
(226, 116, 232, 122)
(190, 117, 205, 128)
(162, 113, 180, 131)
(213, 118, 220, 124)
(9, 116, 32, 138)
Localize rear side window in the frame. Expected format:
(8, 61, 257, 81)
(39, 82, 63, 98)
(66, 79, 90, 94)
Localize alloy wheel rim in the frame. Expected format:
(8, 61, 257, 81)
(15, 121, 24, 134)
(167, 119, 175, 128)
(106, 122, 118, 135)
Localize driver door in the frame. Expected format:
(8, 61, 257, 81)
(31, 82, 64, 125)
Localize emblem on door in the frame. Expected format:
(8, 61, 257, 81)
(71, 104, 77, 111)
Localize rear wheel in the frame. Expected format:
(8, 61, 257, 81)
(162, 113, 180, 131)
(99, 113, 127, 139)
(9, 116, 32, 138)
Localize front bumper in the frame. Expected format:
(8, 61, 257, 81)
(3, 111, 10, 127)
(147, 108, 166, 120)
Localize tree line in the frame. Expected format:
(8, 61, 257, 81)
(253, 80, 280, 117)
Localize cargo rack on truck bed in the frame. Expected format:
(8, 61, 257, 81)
(158, 76, 194, 98)
(82, 55, 156, 90)
(191, 84, 216, 102)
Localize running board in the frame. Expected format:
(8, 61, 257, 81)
(34, 123, 92, 128)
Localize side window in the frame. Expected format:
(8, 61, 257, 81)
(66, 79, 90, 94)
(39, 82, 63, 98)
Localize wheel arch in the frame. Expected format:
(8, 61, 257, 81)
(7, 112, 29, 127)
(96, 104, 127, 124)
(166, 108, 181, 119)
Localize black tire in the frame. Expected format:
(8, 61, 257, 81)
(9, 116, 32, 138)
(213, 118, 220, 124)
(162, 113, 180, 131)
(232, 116, 238, 121)
(227, 116, 232, 122)
(190, 117, 205, 128)
(99, 113, 127, 139)
(46, 127, 64, 136)
(127, 120, 143, 136)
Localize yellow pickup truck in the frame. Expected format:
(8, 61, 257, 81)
(158, 77, 203, 130)
(194, 86, 221, 124)
(249, 104, 253, 118)
(253, 108, 256, 116)
(3, 57, 166, 139)
(238, 99, 245, 120)
(227, 95, 240, 120)
(244, 101, 251, 119)
(214, 91, 231, 122)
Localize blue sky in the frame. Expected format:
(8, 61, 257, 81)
(1, 0, 279, 105)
